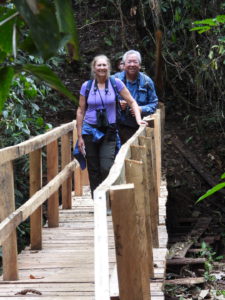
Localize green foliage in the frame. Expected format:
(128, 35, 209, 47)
(54, 0, 79, 60)
(191, 15, 225, 33)
(200, 241, 223, 282)
(0, 1, 79, 113)
(0, 66, 14, 111)
(196, 173, 225, 203)
(21, 64, 76, 102)
(14, 0, 79, 60)
(0, 74, 54, 148)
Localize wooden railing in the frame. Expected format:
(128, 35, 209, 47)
(0, 121, 82, 281)
(0, 104, 167, 300)
(94, 106, 167, 300)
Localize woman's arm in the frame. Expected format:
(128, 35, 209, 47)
(119, 86, 147, 126)
(76, 95, 86, 152)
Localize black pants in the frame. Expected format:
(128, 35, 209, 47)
(118, 125, 138, 144)
(83, 135, 116, 196)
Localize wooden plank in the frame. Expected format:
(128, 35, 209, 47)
(0, 121, 75, 166)
(47, 140, 59, 227)
(0, 160, 77, 246)
(30, 149, 42, 250)
(167, 258, 206, 265)
(139, 135, 159, 247)
(0, 161, 18, 280)
(130, 144, 156, 264)
(61, 133, 72, 209)
(165, 277, 205, 285)
(125, 159, 154, 278)
(82, 169, 89, 186)
(168, 217, 212, 259)
(159, 103, 165, 156)
(110, 264, 119, 298)
(149, 110, 161, 194)
(110, 184, 151, 300)
(74, 166, 82, 196)
(94, 190, 110, 300)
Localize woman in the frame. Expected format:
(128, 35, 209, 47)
(76, 54, 147, 196)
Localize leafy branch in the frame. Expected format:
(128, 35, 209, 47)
(0, 0, 79, 113)
(196, 173, 225, 203)
(190, 15, 225, 34)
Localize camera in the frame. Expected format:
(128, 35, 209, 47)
(96, 108, 109, 128)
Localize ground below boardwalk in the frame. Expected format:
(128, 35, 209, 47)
(163, 112, 225, 300)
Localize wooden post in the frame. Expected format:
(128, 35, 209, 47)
(73, 125, 82, 196)
(153, 110, 161, 194)
(130, 145, 156, 265)
(30, 149, 42, 250)
(126, 159, 154, 279)
(139, 134, 159, 247)
(61, 133, 72, 208)
(75, 166, 82, 196)
(0, 162, 18, 280)
(158, 103, 165, 156)
(73, 125, 89, 194)
(110, 184, 151, 300)
(81, 168, 89, 186)
(94, 190, 110, 300)
(47, 140, 59, 227)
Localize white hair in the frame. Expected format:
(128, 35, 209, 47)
(91, 55, 111, 78)
(122, 50, 142, 64)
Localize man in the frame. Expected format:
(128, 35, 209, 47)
(114, 50, 158, 144)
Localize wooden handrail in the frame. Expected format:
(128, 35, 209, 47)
(94, 108, 165, 300)
(0, 121, 75, 165)
(0, 120, 80, 281)
(0, 159, 78, 246)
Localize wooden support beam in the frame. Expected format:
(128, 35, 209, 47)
(110, 184, 151, 300)
(94, 189, 110, 300)
(47, 140, 59, 227)
(0, 162, 18, 280)
(110, 264, 119, 299)
(130, 145, 156, 256)
(139, 134, 159, 247)
(148, 111, 161, 194)
(125, 158, 154, 279)
(73, 125, 82, 196)
(30, 149, 42, 250)
(74, 166, 82, 196)
(146, 127, 158, 198)
(81, 168, 89, 186)
(62, 133, 72, 209)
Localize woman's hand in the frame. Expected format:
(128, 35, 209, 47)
(78, 136, 85, 155)
(120, 100, 127, 110)
(137, 120, 148, 126)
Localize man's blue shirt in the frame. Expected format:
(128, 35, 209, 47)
(114, 71, 158, 127)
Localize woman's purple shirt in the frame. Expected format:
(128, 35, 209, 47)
(80, 78, 125, 124)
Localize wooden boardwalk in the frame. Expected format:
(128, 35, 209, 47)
(0, 187, 97, 299)
(0, 181, 168, 299)
(0, 108, 168, 299)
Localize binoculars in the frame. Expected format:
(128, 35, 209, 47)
(96, 108, 109, 128)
